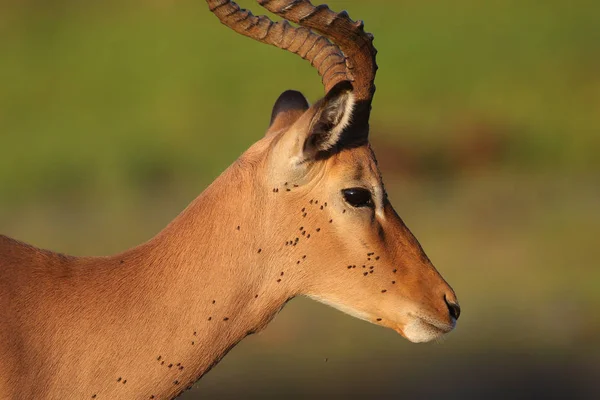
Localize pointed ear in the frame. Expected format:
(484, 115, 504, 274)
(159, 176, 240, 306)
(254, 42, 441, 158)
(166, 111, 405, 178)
(302, 81, 355, 158)
(266, 81, 355, 175)
(267, 90, 309, 136)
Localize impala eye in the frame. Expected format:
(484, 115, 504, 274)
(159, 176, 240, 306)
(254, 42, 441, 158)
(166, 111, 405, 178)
(342, 187, 373, 208)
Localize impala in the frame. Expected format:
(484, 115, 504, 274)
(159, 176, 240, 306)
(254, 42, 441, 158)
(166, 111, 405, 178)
(0, 0, 460, 398)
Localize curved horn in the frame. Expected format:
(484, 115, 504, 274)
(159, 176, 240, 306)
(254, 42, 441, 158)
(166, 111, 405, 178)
(258, 0, 378, 105)
(205, 0, 349, 90)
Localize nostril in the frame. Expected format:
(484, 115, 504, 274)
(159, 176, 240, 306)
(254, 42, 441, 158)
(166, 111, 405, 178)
(448, 302, 460, 320)
(445, 297, 461, 321)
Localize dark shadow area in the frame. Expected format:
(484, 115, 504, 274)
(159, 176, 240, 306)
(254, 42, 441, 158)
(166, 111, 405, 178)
(187, 352, 598, 399)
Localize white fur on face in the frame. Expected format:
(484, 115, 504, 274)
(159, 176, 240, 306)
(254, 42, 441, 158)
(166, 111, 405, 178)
(307, 293, 456, 344)
(307, 293, 371, 323)
(402, 315, 456, 343)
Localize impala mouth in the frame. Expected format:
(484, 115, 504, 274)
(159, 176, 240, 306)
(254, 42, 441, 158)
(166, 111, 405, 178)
(396, 314, 456, 343)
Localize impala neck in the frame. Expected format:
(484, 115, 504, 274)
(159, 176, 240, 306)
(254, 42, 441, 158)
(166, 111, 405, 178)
(109, 150, 292, 398)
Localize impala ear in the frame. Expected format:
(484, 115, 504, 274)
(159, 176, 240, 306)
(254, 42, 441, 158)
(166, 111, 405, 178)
(302, 81, 355, 158)
(268, 81, 355, 171)
(267, 90, 310, 136)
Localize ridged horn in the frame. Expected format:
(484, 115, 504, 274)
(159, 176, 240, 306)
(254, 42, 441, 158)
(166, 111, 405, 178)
(205, 0, 349, 89)
(258, 0, 377, 104)
(206, 0, 378, 139)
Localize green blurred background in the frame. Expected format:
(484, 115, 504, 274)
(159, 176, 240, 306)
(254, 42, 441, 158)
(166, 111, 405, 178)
(1, 0, 599, 398)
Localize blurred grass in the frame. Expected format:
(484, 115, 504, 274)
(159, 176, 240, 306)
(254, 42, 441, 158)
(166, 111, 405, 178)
(1, 0, 599, 398)
(1, 0, 599, 206)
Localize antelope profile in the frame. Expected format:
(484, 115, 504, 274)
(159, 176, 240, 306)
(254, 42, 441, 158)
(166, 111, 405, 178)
(0, 1, 460, 398)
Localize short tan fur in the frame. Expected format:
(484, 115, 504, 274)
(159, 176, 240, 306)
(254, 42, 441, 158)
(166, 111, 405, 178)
(0, 1, 459, 399)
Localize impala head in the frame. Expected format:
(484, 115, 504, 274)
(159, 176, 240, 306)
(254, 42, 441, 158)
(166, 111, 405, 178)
(208, 0, 459, 343)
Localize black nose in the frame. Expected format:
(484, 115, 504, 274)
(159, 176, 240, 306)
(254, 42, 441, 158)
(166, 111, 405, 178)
(445, 297, 461, 321)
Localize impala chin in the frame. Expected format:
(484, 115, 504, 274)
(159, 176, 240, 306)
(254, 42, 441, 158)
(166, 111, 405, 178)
(398, 315, 456, 343)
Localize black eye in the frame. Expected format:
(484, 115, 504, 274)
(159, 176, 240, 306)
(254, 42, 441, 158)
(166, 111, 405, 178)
(342, 187, 373, 208)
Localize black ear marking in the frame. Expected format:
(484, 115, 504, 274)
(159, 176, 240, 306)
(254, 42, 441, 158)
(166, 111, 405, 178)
(270, 90, 309, 127)
(269, 90, 311, 139)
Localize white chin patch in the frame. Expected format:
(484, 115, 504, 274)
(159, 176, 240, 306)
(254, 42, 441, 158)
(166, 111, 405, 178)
(307, 295, 371, 323)
(402, 319, 447, 343)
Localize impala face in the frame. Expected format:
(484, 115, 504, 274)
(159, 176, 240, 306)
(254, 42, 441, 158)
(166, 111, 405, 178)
(259, 83, 460, 343)
(207, 0, 460, 343)
(0, 2, 461, 398)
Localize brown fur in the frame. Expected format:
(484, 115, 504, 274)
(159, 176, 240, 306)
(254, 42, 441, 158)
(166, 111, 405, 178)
(0, 2, 458, 397)
(0, 95, 458, 399)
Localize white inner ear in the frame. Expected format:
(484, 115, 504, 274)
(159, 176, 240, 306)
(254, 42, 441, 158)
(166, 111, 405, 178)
(317, 92, 355, 151)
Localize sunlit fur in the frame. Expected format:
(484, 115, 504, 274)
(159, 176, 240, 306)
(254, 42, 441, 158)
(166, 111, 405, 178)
(0, 92, 456, 399)
(0, 0, 459, 396)
(0, 87, 458, 398)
